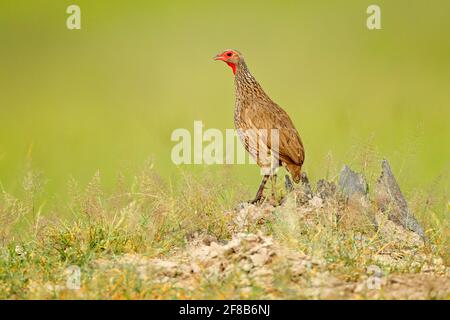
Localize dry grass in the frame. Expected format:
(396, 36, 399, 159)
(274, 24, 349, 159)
(0, 160, 448, 299)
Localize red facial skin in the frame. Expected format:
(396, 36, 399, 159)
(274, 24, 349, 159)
(225, 62, 237, 74)
(214, 50, 238, 74)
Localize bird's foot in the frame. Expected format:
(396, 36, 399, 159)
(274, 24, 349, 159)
(249, 196, 281, 207)
(235, 197, 264, 209)
(248, 196, 264, 206)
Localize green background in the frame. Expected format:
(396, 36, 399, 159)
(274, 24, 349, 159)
(0, 0, 449, 197)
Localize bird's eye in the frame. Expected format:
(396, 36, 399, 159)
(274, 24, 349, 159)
(226, 52, 232, 57)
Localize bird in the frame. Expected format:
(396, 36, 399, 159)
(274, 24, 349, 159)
(214, 49, 305, 204)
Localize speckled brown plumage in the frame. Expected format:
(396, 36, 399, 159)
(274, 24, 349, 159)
(215, 49, 305, 202)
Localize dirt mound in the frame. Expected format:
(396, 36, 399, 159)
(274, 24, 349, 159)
(90, 161, 448, 299)
(92, 197, 448, 299)
(95, 231, 321, 296)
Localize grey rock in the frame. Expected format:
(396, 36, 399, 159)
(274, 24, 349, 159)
(284, 175, 293, 193)
(316, 179, 336, 200)
(300, 172, 313, 199)
(338, 165, 368, 198)
(375, 159, 426, 240)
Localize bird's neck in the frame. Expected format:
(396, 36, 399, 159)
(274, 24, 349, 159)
(234, 61, 270, 103)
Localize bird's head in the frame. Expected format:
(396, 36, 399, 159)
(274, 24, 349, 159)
(213, 49, 242, 75)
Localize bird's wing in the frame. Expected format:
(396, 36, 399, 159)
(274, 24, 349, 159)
(241, 102, 305, 167)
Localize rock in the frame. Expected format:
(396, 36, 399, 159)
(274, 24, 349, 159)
(316, 179, 336, 201)
(202, 234, 217, 246)
(251, 267, 273, 278)
(300, 172, 314, 199)
(250, 249, 271, 267)
(232, 203, 275, 232)
(338, 165, 368, 198)
(337, 165, 376, 230)
(288, 172, 314, 205)
(309, 196, 323, 209)
(241, 262, 253, 272)
(375, 159, 426, 240)
(284, 175, 293, 193)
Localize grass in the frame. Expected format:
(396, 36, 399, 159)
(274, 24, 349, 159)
(0, 0, 448, 300)
(1, 0, 449, 195)
(0, 156, 448, 299)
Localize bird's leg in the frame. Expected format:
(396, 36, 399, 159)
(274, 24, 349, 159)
(250, 175, 270, 204)
(271, 174, 277, 200)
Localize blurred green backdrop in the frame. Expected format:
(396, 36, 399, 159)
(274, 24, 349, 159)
(0, 0, 449, 196)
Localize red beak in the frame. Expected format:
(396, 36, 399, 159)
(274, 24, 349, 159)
(213, 54, 226, 61)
